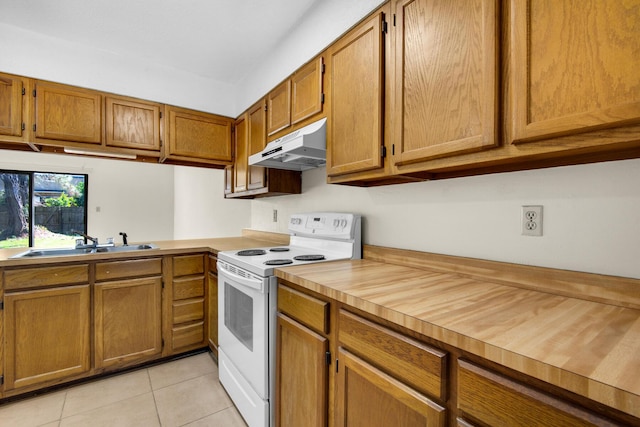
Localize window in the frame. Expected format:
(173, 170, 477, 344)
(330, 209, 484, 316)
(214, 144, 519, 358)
(0, 170, 88, 248)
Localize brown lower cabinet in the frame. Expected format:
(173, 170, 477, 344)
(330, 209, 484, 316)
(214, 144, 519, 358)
(207, 255, 218, 356)
(0, 253, 210, 399)
(276, 280, 637, 427)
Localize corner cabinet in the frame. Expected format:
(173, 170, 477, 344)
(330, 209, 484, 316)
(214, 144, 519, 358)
(226, 98, 301, 199)
(162, 105, 233, 167)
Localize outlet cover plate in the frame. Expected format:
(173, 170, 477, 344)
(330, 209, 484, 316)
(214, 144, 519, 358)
(522, 205, 543, 236)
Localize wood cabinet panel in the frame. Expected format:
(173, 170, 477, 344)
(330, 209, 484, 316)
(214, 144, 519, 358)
(34, 81, 102, 144)
(174, 276, 205, 300)
(4, 264, 89, 290)
(278, 284, 329, 335)
(173, 254, 205, 277)
(172, 321, 204, 350)
(165, 105, 233, 163)
(247, 99, 267, 190)
(338, 309, 447, 400)
(207, 267, 218, 353)
(276, 313, 328, 427)
(509, 0, 640, 144)
(233, 114, 248, 193)
(3, 285, 91, 390)
(334, 347, 446, 427)
(106, 95, 161, 152)
(326, 11, 385, 176)
(267, 80, 291, 136)
(94, 277, 162, 369)
(457, 359, 613, 426)
(391, 0, 498, 166)
(172, 298, 204, 324)
(291, 57, 324, 125)
(95, 258, 162, 281)
(0, 73, 24, 137)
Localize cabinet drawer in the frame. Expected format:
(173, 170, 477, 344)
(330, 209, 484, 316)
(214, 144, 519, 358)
(173, 276, 204, 300)
(173, 254, 205, 277)
(457, 360, 612, 427)
(95, 258, 162, 281)
(338, 310, 447, 401)
(172, 321, 204, 349)
(278, 284, 329, 334)
(173, 298, 204, 324)
(4, 264, 89, 290)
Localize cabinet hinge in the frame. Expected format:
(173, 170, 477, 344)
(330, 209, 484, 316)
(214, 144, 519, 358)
(321, 93, 325, 104)
(0, 375, 3, 386)
(0, 300, 3, 310)
(382, 20, 388, 34)
(159, 111, 163, 119)
(21, 123, 25, 131)
(33, 124, 36, 132)
(381, 145, 386, 158)
(336, 358, 339, 373)
(161, 278, 165, 289)
(32, 89, 36, 97)
(393, 14, 396, 26)
(321, 63, 326, 74)
(22, 87, 26, 96)
(162, 338, 165, 349)
(392, 144, 395, 156)
(325, 351, 331, 366)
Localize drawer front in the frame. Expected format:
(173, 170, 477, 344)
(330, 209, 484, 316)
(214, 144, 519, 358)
(338, 309, 447, 401)
(209, 255, 217, 274)
(4, 264, 89, 290)
(173, 254, 205, 277)
(173, 298, 204, 324)
(172, 321, 204, 349)
(457, 360, 611, 427)
(95, 258, 162, 281)
(278, 284, 329, 334)
(173, 276, 204, 301)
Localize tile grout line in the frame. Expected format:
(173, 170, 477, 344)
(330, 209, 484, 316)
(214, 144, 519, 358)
(147, 368, 164, 426)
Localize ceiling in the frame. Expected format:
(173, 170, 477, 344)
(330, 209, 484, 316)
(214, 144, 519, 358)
(0, 0, 320, 84)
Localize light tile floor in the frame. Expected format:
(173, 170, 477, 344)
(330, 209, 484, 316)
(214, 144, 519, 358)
(0, 352, 247, 427)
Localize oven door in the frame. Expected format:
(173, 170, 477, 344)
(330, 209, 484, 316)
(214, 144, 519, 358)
(217, 260, 269, 398)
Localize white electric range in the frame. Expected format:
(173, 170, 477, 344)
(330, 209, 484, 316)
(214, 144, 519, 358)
(217, 212, 361, 427)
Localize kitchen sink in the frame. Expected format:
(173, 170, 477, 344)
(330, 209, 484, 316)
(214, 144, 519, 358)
(10, 244, 159, 258)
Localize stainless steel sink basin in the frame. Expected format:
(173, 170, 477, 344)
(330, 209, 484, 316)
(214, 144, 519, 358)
(10, 244, 159, 258)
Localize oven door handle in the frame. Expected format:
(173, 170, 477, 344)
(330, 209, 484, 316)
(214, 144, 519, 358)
(218, 261, 264, 292)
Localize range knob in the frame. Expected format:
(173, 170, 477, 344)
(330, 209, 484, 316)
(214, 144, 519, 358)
(333, 219, 340, 228)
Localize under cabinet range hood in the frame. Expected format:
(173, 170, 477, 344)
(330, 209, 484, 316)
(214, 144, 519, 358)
(249, 118, 326, 171)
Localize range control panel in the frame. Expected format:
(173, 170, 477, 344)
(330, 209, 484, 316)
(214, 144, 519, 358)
(289, 212, 361, 239)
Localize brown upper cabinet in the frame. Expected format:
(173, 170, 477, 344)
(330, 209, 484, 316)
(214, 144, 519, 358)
(267, 55, 325, 138)
(163, 105, 233, 167)
(227, 98, 301, 198)
(34, 80, 103, 145)
(0, 73, 27, 141)
(507, 0, 640, 145)
(105, 95, 162, 153)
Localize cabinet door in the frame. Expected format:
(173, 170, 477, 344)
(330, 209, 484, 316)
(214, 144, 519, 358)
(276, 313, 328, 427)
(234, 114, 248, 192)
(165, 106, 233, 162)
(334, 348, 446, 427)
(105, 96, 161, 152)
(247, 99, 267, 190)
(391, 0, 498, 167)
(34, 81, 102, 144)
(4, 285, 91, 391)
(94, 277, 162, 369)
(207, 265, 218, 354)
(0, 73, 24, 137)
(509, 0, 640, 144)
(326, 11, 385, 176)
(267, 80, 291, 136)
(291, 57, 324, 125)
(224, 165, 234, 195)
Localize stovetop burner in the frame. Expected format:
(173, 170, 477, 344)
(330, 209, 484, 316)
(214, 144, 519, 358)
(269, 247, 290, 252)
(293, 254, 326, 261)
(264, 259, 294, 266)
(237, 249, 267, 256)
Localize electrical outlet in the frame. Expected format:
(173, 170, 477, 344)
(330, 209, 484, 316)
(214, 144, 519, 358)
(522, 205, 543, 236)
(273, 209, 278, 223)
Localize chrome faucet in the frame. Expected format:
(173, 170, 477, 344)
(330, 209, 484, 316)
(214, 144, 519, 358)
(73, 231, 98, 249)
(119, 232, 128, 246)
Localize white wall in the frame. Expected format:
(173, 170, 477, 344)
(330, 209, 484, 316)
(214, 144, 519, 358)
(0, 149, 175, 243)
(251, 160, 640, 279)
(0, 23, 236, 116)
(173, 166, 251, 239)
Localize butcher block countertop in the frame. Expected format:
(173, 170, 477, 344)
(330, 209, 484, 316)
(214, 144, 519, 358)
(0, 229, 289, 267)
(275, 245, 640, 419)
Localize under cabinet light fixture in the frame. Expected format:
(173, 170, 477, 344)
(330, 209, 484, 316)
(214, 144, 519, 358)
(63, 147, 137, 160)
